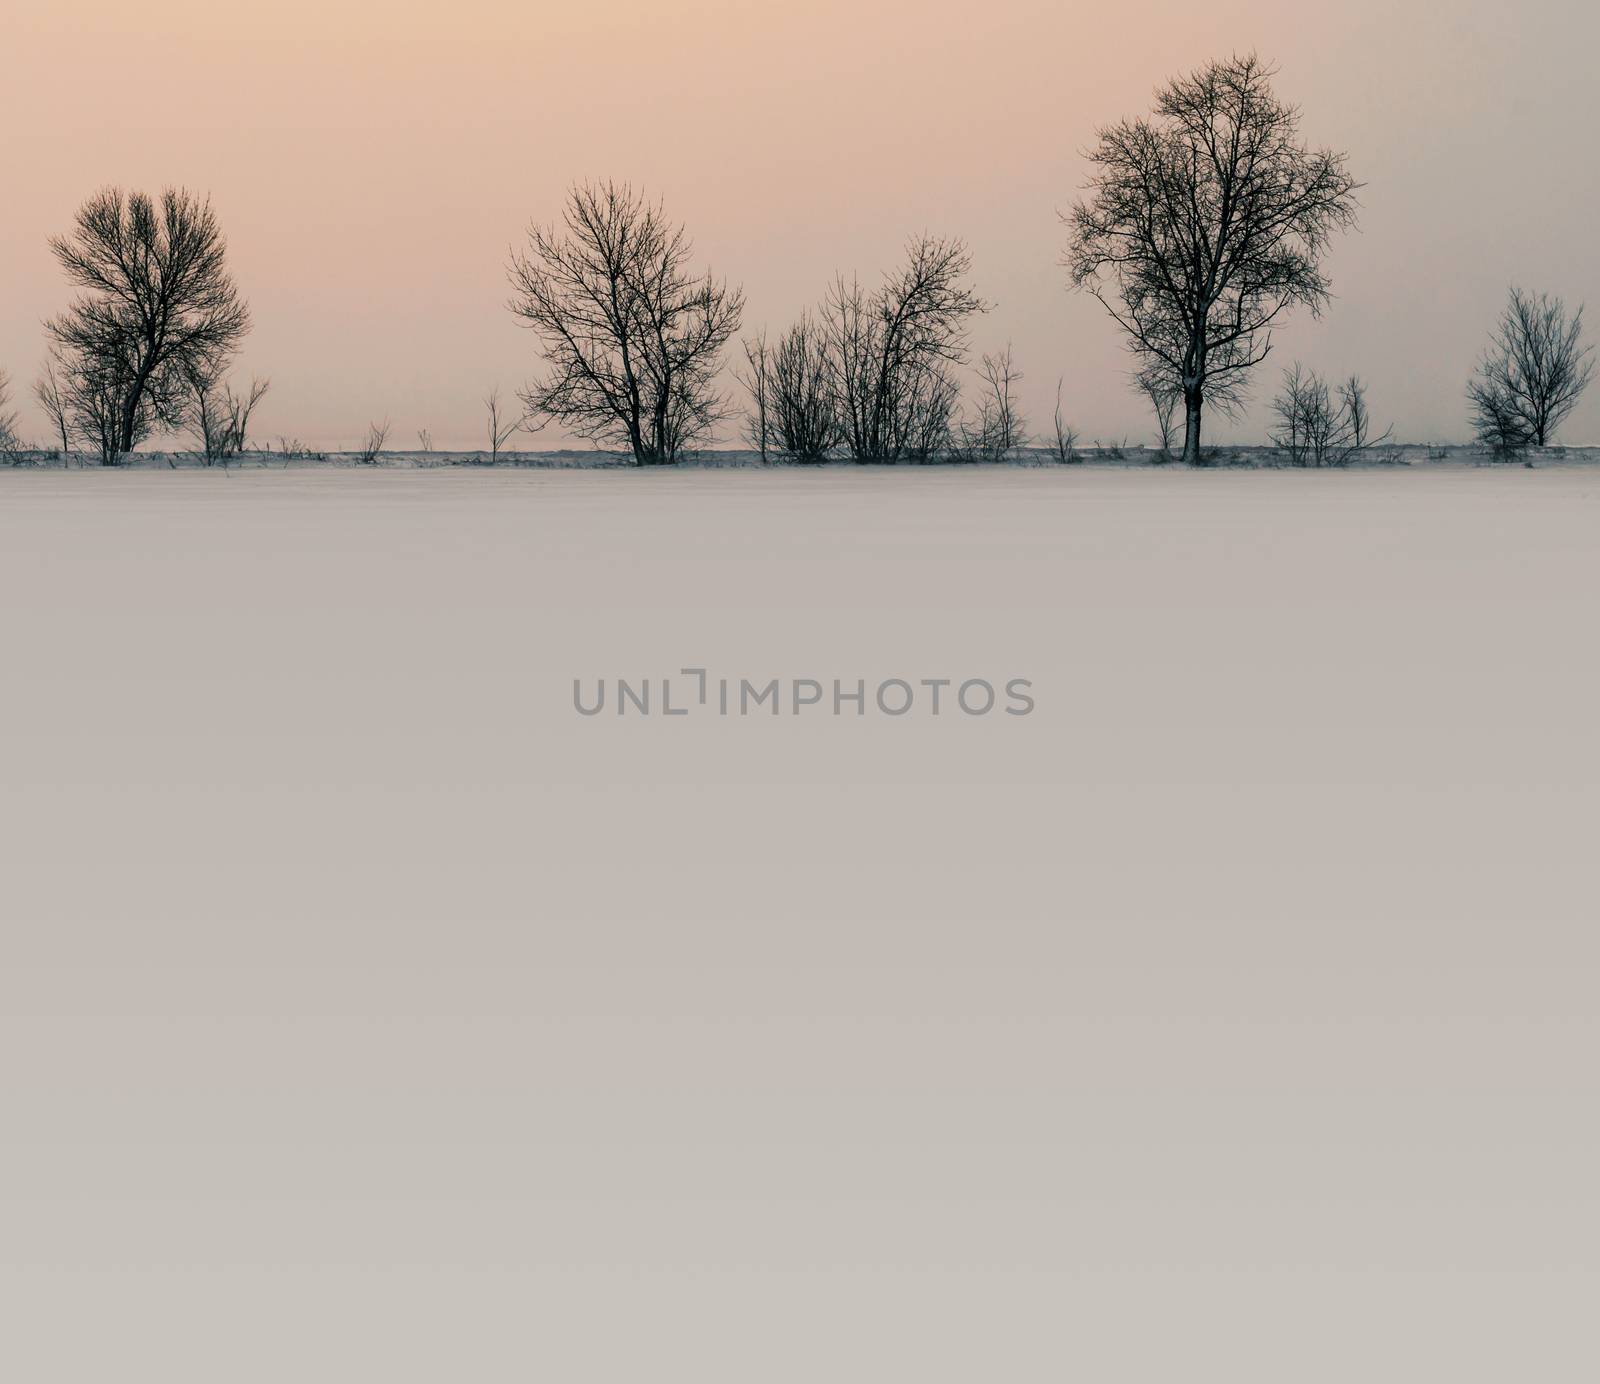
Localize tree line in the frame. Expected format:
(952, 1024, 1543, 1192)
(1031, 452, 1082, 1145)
(2, 54, 1590, 468)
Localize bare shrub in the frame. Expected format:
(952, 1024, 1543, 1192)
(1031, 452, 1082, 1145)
(955, 344, 1026, 461)
(737, 330, 774, 462)
(776, 319, 836, 459)
(1467, 287, 1593, 453)
(1272, 364, 1390, 466)
(356, 419, 390, 465)
(34, 352, 74, 462)
(1469, 381, 1529, 457)
(822, 235, 986, 463)
(1048, 379, 1080, 463)
(0, 370, 21, 462)
(485, 385, 526, 463)
(190, 375, 270, 466)
(746, 313, 841, 463)
(903, 368, 963, 463)
(1139, 370, 1180, 457)
(276, 437, 326, 462)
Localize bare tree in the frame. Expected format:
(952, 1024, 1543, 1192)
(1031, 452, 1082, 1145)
(1469, 379, 1528, 457)
(739, 313, 842, 462)
(960, 344, 1026, 459)
(822, 236, 987, 462)
(1048, 379, 1080, 464)
(1066, 54, 1360, 464)
(228, 379, 269, 455)
(189, 378, 228, 466)
(65, 345, 143, 465)
(0, 371, 22, 462)
(416, 428, 433, 453)
(1467, 287, 1594, 451)
(1271, 363, 1390, 466)
(1138, 369, 1181, 457)
(34, 352, 73, 462)
(485, 385, 525, 463)
(1272, 362, 1327, 466)
(1338, 375, 1384, 458)
(356, 418, 390, 465)
(737, 330, 773, 462)
(47, 188, 251, 463)
(190, 375, 270, 466)
(904, 368, 963, 463)
(972, 342, 1024, 451)
(770, 313, 843, 461)
(508, 181, 744, 464)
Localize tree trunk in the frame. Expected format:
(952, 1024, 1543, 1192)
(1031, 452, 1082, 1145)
(117, 374, 146, 455)
(1180, 384, 1203, 465)
(116, 358, 156, 459)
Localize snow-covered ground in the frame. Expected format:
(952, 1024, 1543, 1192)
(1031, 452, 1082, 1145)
(2, 463, 1597, 1383)
(8, 441, 1600, 468)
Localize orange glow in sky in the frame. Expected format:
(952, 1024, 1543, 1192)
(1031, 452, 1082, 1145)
(5, 0, 1598, 447)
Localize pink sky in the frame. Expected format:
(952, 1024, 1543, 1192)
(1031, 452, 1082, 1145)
(5, 0, 1598, 448)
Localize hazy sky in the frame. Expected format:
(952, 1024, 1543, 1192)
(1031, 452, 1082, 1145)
(5, 0, 1599, 450)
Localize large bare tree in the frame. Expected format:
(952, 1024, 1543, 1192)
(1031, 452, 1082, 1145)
(1066, 54, 1360, 464)
(1467, 287, 1593, 451)
(508, 182, 744, 464)
(822, 235, 986, 462)
(47, 188, 251, 463)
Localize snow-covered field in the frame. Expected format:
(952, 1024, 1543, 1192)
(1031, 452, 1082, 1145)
(2, 463, 1597, 1382)
(9, 441, 1600, 469)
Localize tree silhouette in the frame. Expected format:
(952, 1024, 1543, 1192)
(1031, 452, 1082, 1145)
(509, 182, 744, 464)
(48, 188, 250, 463)
(1067, 54, 1359, 463)
(1467, 287, 1593, 451)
